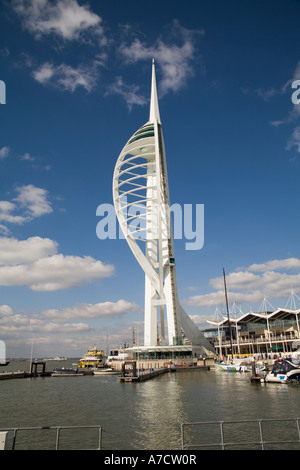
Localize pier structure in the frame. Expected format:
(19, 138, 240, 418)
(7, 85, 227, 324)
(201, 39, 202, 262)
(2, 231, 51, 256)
(30, 361, 47, 376)
(119, 360, 168, 382)
(113, 60, 214, 356)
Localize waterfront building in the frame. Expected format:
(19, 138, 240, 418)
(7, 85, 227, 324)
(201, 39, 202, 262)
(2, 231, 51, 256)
(112, 60, 214, 357)
(206, 304, 300, 357)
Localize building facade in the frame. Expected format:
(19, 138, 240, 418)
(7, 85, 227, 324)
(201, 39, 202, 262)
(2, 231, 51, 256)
(206, 307, 300, 357)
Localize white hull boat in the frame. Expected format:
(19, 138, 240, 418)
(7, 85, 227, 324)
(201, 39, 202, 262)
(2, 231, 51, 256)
(265, 357, 300, 383)
(93, 368, 119, 375)
(216, 359, 265, 373)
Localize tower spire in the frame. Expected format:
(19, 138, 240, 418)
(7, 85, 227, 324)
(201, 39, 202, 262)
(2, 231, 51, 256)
(149, 59, 161, 124)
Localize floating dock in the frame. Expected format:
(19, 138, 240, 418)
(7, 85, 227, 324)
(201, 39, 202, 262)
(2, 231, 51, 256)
(0, 361, 51, 380)
(119, 365, 168, 382)
(0, 371, 27, 380)
(118, 360, 211, 382)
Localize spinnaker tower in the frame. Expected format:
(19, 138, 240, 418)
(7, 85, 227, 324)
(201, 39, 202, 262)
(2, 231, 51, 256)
(113, 60, 214, 353)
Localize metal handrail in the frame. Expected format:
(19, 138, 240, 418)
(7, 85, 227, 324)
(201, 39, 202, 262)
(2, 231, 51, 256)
(215, 334, 299, 347)
(0, 425, 102, 450)
(181, 418, 300, 450)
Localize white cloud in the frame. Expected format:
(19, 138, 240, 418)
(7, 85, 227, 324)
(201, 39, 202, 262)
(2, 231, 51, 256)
(183, 290, 263, 309)
(20, 152, 35, 162)
(245, 258, 300, 272)
(185, 286, 199, 292)
(0, 225, 10, 236)
(286, 126, 300, 153)
(0, 305, 91, 336)
(32, 62, 98, 92)
(119, 20, 204, 97)
(105, 76, 147, 110)
(183, 258, 300, 310)
(0, 252, 114, 291)
(0, 233, 114, 291)
(252, 80, 291, 102)
(209, 271, 261, 291)
(0, 184, 53, 229)
(11, 1, 108, 95)
(41, 299, 141, 321)
(12, 0, 104, 42)
(0, 200, 27, 225)
(0, 146, 10, 159)
(14, 184, 53, 218)
(0, 236, 57, 265)
(189, 313, 221, 330)
(0, 301, 140, 356)
(0, 305, 14, 317)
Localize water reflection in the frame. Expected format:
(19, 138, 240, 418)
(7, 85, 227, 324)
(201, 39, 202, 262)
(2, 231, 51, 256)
(131, 374, 188, 449)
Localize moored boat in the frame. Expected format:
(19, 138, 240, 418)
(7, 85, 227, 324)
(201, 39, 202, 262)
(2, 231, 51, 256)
(93, 368, 119, 376)
(265, 357, 300, 383)
(51, 367, 83, 377)
(216, 361, 244, 372)
(216, 358, 265, 373)
(78, 346, 105, 369)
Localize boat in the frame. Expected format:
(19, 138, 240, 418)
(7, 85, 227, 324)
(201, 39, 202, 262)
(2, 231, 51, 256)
(51, 367, 83, 377)
(106, 349, 131, 365)
(216, 360, 248, 372)
(216, 358, 265, 373)
(78, 346, 105, 369)
(93, 368, 119, 376)
(265, 357, 300, 383)
(43, 356, 67, 361)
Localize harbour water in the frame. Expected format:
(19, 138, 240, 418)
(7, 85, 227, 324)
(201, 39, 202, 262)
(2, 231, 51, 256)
(0, 360, 300, 450)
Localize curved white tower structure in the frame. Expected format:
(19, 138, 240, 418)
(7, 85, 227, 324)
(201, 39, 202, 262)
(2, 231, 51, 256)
(113, 61, 214, 353)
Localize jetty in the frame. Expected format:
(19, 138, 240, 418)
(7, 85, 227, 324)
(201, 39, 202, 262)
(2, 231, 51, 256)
(0, 361, 51, 380)
(118, 360, 211, 382)
(0, 371, 26, 380)
(119, 361, 169, 382)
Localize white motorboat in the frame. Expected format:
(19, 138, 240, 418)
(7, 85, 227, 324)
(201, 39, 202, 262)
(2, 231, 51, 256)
(93, 368, 119, 376)
(265, 357, 300, 383)
(216, 361, 245, 372)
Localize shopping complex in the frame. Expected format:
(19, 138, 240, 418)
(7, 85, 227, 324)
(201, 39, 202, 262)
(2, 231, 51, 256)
(205, 304, 300, 357)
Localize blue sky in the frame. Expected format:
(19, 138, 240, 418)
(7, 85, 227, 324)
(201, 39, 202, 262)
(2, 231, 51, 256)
(1, 0, 300, 357)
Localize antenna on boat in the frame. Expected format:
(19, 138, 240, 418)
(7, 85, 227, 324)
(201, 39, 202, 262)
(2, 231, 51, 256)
(223, 267, 233, 360)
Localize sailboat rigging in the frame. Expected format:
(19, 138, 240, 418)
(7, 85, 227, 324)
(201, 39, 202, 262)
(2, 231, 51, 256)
(223, 267, 233, 359)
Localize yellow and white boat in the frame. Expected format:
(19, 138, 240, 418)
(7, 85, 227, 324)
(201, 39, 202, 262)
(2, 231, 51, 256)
(78, 346, 105, 369)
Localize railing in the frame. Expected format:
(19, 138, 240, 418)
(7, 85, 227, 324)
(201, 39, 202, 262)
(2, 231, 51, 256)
(2, 419, 300, 450)
(215, 333, 299, 347)
(181, 418, 300, 450)
(0, 425, 102, 450)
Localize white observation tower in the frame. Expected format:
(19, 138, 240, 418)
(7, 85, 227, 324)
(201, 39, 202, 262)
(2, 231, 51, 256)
(113, 60, 214, 353)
